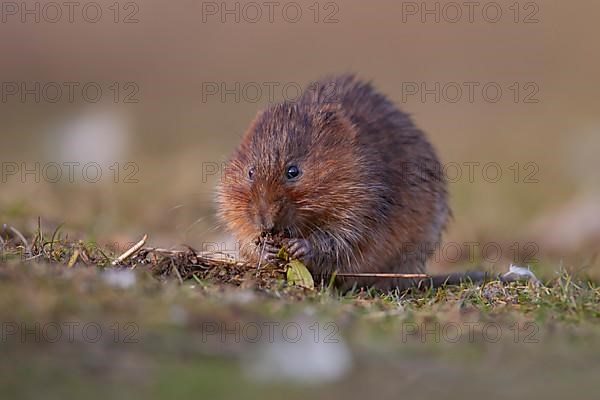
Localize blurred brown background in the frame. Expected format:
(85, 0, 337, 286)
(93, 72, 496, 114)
(1, 0, 598, 273)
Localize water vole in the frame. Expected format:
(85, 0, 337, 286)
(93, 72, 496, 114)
(218, 75, 501, 290)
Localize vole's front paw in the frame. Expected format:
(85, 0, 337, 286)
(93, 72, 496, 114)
(284, 238, 313, 264)
(258, 241, 280, 264)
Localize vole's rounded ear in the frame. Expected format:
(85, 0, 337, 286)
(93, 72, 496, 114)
(316, 104, 357, 140)
(317, 103, 355, 134)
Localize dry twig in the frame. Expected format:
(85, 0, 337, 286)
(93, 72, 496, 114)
(335, 272, 430, 279)
(112, 234, 148, 266)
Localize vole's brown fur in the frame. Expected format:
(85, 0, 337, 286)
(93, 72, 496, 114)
(218, 75, 452, 290)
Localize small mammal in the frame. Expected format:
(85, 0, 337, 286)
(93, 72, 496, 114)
(218, 75, 509, 290)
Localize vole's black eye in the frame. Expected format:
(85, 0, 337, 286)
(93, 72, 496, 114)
(286, 165, 300, 180)
(248, 167, 255, 180)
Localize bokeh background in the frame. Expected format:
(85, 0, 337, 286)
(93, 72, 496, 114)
(1, 0, 599, 275)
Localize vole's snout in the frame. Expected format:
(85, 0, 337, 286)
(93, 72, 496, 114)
(255, 198, 282, 234)
(259, 216, 275, 235)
